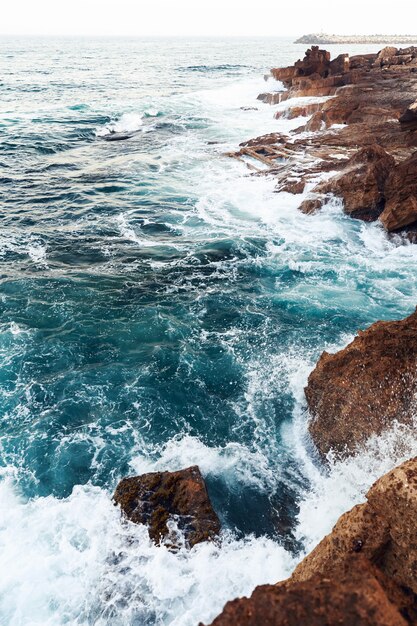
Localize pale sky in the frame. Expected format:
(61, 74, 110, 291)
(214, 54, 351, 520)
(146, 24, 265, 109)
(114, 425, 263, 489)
(1, 0, 415, 37)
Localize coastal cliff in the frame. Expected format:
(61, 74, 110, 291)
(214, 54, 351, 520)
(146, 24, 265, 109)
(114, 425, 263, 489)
(201, 46, 417, 624)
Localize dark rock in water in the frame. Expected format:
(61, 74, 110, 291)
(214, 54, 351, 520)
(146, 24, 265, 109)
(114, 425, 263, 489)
(305, 308, 417, 458)
(102, 132, 135, 142)
(240, 106, 259, 111)
(113, 465, 220, 547)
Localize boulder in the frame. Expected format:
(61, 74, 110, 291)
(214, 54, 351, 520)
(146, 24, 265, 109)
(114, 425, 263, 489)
(204, 458, 417, 626)
(113, 465, 220, 547)
(380, 151, 417, 231)
(305, 308, 417, 458)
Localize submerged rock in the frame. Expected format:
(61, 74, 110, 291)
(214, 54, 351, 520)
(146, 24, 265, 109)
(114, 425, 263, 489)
(113, 465, 220, 547)
(305, 308, 417, 458)
(204, 458, 417, 626)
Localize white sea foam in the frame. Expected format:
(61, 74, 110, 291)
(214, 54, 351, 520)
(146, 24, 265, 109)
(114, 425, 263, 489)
(0, 475, 294, 626)
(96, 112, 144, 137)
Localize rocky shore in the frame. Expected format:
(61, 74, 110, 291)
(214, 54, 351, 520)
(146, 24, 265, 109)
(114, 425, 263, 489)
(231, 45, 417, 238)
(111, 46, 417, 624)
(203, 457, 417, 625)
(295, 33, 417, 45)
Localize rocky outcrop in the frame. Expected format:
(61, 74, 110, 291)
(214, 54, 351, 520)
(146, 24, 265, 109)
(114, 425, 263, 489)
(379, 152, 417, 232)
(228, 46, 417, 238)
(204, 558, 415, 626)
(293, 457, 417, 594)
(203, 458, 417, 626)
(401, 100, 417, 130)
(304, 145, 396, 221)
(305, 308, 417, 458)
(113, 465, 220, 547)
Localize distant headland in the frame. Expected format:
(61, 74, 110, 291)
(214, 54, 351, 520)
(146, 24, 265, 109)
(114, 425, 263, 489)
(295, 33, 417, 44)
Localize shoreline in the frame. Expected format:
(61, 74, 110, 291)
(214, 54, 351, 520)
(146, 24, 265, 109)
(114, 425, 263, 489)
(110, 44, 417, 624)
(199, 44, 417, 625)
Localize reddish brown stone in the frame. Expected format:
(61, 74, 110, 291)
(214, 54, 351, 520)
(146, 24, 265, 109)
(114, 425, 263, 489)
(380, 151, 417, 230)
(293, 457, 417, 596)
(204, 459, 417, 626)
(305, 308, 417, 458)
(203, 557, 414, 626)
(314, 145, 396, 220)
(400, 100, 417, 130)
(113, 465, 220, 547)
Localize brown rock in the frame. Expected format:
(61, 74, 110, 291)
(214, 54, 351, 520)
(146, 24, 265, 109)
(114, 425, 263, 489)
(293, 457, 417, 595)
(367, 457, 417, 593)
(313, 145, 395, 220)
(380, 151, 417, 230)
(299, 195, 327, 213)
(203, 557, 413, 626)
(400, 100, 417, 130)
(204, 458, 417, 626)
(305, 308, 417, 458)
(113, 465, 220, 547)
(292, 503, 390, 583)
(305, 110, 324, 131)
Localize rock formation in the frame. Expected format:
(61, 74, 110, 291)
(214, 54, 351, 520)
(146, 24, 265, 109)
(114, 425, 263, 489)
(305, 308, 417, 458)
(113, 465, 220, 547)
(228, 46, 417, 238)
(293, 456, 417, 593)
(203, 458, 417, 626)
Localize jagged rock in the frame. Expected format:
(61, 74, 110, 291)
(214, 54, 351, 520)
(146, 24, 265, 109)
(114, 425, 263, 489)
(305, 308, 417, 458)
(293, 457, 417, 595)
(380, 151, 417, 231)
(274, 102, 323, 120)
(203, 556, 416, 626)
(299, 195, 327, 214)
(113, 465, 220, 547)
(205, 458, 417, 626)
(311, 145, 395, 220)
(304, 111, 325, 131)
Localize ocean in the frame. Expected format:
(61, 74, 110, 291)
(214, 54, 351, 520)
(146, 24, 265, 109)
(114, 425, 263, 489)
(1, 35, 417, 625)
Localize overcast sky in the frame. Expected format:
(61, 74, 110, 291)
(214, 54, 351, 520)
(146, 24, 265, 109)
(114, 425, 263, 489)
(2, 0, 414, 37)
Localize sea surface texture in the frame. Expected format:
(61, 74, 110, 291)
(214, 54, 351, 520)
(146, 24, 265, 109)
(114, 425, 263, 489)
(1, 36, 417, 625)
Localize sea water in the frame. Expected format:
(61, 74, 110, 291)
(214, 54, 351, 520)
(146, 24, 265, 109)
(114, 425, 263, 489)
(1, 36, 417, 625)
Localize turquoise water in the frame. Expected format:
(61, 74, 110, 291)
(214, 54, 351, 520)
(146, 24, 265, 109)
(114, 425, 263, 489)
(1, 36, 417, 625)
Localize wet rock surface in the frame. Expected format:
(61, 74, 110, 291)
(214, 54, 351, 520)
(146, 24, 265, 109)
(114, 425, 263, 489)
(305, 308, 417, 458)
(203, 458, 417, 626)
(113, 465, 220, 547)
(203, 556, 417, 626)
(228, 46, 417, 238)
